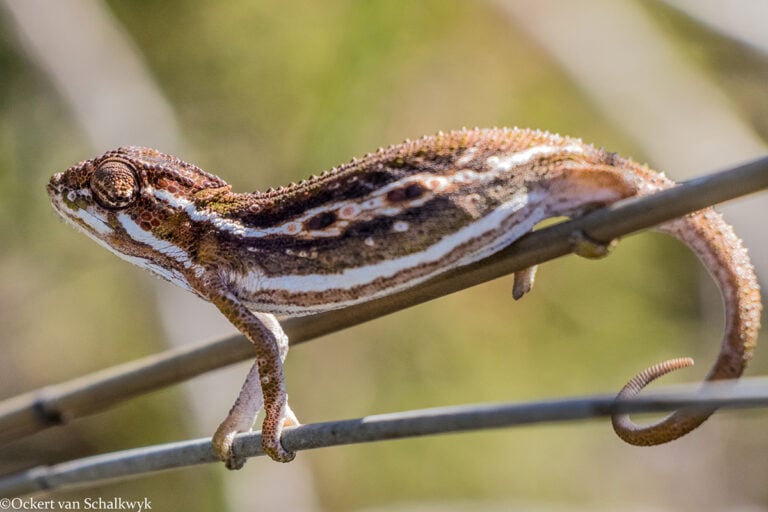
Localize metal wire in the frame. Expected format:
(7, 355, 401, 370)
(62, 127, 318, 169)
(1, 378, 767, 497)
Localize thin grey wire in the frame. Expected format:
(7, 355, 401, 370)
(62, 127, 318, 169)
(2, 378, 767, 497)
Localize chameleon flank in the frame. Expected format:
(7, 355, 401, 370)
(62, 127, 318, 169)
(48, 128, 761, 467)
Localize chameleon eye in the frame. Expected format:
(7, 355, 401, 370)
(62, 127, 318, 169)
(91, 160, 140, 209)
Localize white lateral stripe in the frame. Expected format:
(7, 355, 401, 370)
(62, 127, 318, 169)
(240, 200, 545, 316)
(231, 190, 536, 300)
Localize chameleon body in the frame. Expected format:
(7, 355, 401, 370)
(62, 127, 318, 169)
(48, 128, 761, 467)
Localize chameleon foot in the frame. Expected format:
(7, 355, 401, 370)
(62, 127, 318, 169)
(260, 404, 298, 463)
(212, 360, 300, 467)
(512, 266, 538, 300)
(213, 419, 248, 470)
(212, 406, 299, 468)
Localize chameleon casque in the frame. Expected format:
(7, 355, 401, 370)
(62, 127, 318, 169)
(48, 128, 761, 467)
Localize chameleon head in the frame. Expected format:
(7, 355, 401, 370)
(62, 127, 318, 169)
(47, 146, 229, 289)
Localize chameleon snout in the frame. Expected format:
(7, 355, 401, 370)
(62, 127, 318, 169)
(47, 172, 69, 200)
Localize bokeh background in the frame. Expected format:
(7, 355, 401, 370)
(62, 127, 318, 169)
(1, 0, 767, 510)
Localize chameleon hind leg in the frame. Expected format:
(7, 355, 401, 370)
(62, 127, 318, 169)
(510, 231, 617, 300)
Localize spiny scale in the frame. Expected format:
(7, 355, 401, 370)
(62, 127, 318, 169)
(47, 127, 760, 465)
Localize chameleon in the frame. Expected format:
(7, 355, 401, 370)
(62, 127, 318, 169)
(47, 127, 761, 467)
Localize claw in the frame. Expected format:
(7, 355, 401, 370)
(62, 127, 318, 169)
(512, 266, 538, 300)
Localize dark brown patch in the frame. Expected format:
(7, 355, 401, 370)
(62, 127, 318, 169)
(405, 183, 425, 198)
(386, 188, 407, 202)
(306, 211, 337, 230)
(386, 183, 425, 202)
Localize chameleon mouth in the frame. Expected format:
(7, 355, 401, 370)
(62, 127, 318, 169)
(47, 178, 114, 238)
(49, 195, 71, 221)
(47, 173, 71, 217)
(51, 197, 113, 238)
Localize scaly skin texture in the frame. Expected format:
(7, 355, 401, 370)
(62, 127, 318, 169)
(48, 127, 761, 465)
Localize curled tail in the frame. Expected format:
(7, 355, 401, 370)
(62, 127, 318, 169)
(612, 202, 762, 445)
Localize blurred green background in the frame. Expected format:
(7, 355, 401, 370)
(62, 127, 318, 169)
(0, 1, 766, 510)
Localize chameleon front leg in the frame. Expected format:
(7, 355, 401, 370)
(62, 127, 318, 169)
(205, 283, 298, 466)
